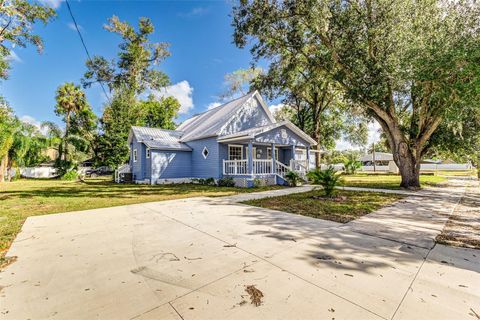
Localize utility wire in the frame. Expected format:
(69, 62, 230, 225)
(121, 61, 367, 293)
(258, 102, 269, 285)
(65, 0, 111, 103)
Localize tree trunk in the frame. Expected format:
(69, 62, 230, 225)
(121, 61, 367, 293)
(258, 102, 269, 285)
(64, 112, 70, 161)
(315, 143, 321, 168)
(0, 155, 6, 182)
(392, 141, 421, 189)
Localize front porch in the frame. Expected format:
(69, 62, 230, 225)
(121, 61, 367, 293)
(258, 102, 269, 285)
(221, 141, 311, 184)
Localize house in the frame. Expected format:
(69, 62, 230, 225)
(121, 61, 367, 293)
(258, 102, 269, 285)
(122, 91, 317, 187)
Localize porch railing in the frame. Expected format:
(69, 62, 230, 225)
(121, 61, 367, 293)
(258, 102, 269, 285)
(253, 159, 272, 175)
(223, 159, 248, 175)
(222, 159, 304, 178)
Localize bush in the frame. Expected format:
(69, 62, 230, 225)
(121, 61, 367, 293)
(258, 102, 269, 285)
(217, 177, 235, 187)
(344, 159, 362, 175)
(307, 166, 342, 197)
(61, 170, 79, 181)
(192, 177, 216, 186)
(252, 178, 262, 188)
(285, 170, 301, 187)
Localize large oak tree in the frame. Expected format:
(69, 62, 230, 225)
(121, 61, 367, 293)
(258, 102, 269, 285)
(233, 0, 480, 188)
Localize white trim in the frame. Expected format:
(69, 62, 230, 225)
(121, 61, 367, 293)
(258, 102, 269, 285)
(228, 144, 244, 160)
(202, 146, 209, 159)
(251, 91, 276, 123)
(245, 146, 259, 159)
(133, 149, 137, 162)
(267, 147, 279, 160)
(146, 148, 150, 159)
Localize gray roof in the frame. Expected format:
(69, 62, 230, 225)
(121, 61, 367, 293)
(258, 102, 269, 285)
(130, 126, 192, 151)
(360, 152, 393, 162)
(178, 91, 274, 142)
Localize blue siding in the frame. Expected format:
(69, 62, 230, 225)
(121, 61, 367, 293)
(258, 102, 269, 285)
(186, 137, 222, 179)
(151, 150, 192, 180)
(130, 136, 147, 181)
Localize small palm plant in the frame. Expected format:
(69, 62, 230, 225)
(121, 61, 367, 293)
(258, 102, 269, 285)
(307, 166, 342, 197)
(285, 170, 301, 187)
(344, 158, 362, 175)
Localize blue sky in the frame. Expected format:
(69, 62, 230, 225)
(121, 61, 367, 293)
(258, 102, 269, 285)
(2, 0, 380, 149)
(2, 0, 258, 127)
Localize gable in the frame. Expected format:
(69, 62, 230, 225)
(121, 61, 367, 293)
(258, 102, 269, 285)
(179, 91, 275, 142)
(219, 95, 273, 136)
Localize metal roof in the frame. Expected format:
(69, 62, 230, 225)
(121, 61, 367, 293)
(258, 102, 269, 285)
(360, 152, 393, 162)
(129, 126, 192, 151)
(177, 91, 275, 142)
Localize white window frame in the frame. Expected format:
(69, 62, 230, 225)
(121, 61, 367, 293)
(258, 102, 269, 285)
(202, 146, 209, 159)
(146, 148, 150, 159)
(133, 149, 138, 162)
(267, 147, 279, 160)
(246, 147, 257, 159)
(228, 144, 244, 160)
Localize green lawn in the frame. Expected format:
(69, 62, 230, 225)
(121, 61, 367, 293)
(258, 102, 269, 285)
(0, 177, 282, 259)
(243, 189, 404, 223)
(341, 173, 447, 189)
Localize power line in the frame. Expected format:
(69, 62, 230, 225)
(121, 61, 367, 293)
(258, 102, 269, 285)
(65, 0, 111, 103)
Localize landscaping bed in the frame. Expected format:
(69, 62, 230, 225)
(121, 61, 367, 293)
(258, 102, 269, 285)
(0, 177, 282, 263)
(436, 186, 480, 249)
(243, 189, 405, 223)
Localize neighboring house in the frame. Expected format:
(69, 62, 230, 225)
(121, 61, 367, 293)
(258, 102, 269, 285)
(360, 152, 472, 173)
(123, 91, 317, 186)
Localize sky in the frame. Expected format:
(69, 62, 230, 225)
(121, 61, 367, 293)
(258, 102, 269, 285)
(2, 0, 380, 150)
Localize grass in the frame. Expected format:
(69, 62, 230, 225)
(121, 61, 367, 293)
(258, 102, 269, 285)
(0, 177, 282, 259)
(341, 173, 447, 189)
(243, 189, 405, 223)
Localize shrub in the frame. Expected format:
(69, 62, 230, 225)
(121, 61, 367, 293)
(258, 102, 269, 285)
(192, 177, 216, 186)
(344, 159, 362, 175)
(252, 178, 262, 188)
(217, 177, 235, 187)
(307, 166, 342, 197)
(61, 170, 79, 181)
(285, 170, 301, 187)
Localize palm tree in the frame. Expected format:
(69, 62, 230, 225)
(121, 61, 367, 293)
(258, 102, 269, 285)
(54, 83, 88, 162)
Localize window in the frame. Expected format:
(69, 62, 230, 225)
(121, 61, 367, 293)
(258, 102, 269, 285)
(133, 149, 137, 162)
(228, 145, 243, 160)
(267, 147, 279, 160)
(246, 147, 259, 159)
(146, 148, 150, 159)
(202, 146, 209, 159)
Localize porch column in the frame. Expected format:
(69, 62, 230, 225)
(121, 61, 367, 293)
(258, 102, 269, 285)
(248, 141, 254, 177)
(306, 146, 311, 169)
(291, 145, 296, 168)
(270, 143, 276, 174)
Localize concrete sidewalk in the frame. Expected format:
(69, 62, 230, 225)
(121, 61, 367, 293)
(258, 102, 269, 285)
(1, 181, 479, 320)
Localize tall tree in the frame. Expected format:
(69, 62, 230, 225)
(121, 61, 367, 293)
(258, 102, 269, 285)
(233, 0, 480, 188)
(0, 0, 55, 79)
(220, 67, 263, 100)
(254, 58, 368, 166)
(82, 16, 178, 167)
(0, 99, 16, 181)
(137, 95, 179, 129)
(54, 83, 91, 162)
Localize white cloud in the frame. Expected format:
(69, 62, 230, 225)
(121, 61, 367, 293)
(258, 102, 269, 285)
(178, 7, 209, 18)
(269, 103, 285, 114)
(20, 115, 49, 136)
(67, 22, 83, 32)
(154, 80, 194, 114)
(6, 51, 22, 63)
(38, 0, 63, 8)
(335, 120, 382, 151)
(206, 102, 221, 110)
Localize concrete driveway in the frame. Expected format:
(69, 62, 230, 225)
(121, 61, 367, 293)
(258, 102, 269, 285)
(1, 187, 479, 319)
